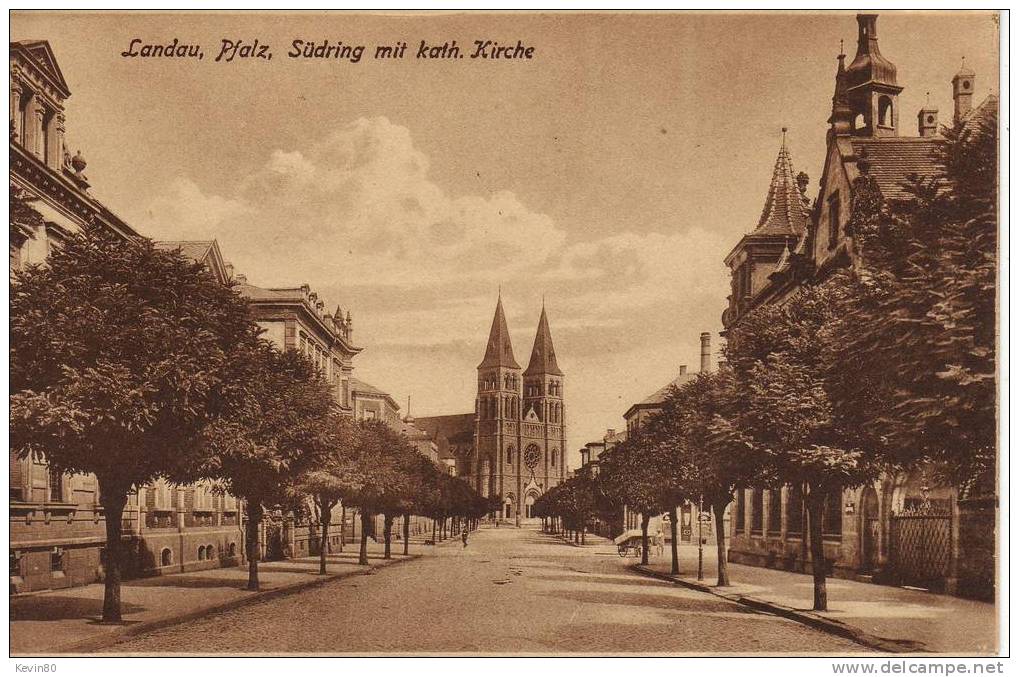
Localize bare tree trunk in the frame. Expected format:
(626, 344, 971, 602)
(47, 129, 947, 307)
(581, 524, 586, 545)
(339, 503, 346, 552)
(640, 513, 651, 566)
(668, 506, 680, 575)
(244, 501, 263, 591)
(403, 513, 410, 556)
(318, 498, 332, 575)
(99, 481, 128, 622)
(807, 491, 828, 611)
(431, 517, 437, 545)
(713, 499, 730, 586)
(383, 513, 394, 559)
(359, 511, 371, 566)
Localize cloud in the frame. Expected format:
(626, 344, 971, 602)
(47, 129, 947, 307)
(138, 117, 734, 446)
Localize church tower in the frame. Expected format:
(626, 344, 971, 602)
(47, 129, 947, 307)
(520, 303, 567, 518)
(845, 13, 903, 137)
(475, 294, 521, 502)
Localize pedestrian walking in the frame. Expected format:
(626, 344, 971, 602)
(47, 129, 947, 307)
(462, 530, 469, 548)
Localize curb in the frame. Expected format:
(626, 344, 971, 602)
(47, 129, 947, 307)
(632, 564, 925, 654)
(40, 555, 420, 655)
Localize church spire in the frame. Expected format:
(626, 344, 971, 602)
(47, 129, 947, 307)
(752, 130, 809, 237)
(829, 48, 853, 136)
(524, 303, 563, 376)
(478, 294, 520, 370)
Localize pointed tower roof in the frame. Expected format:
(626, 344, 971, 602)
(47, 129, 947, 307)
(524, 304, 564, 376)
(752, 130, 810, 237)
(478, 295, 520, 370)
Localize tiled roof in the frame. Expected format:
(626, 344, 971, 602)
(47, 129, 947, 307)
(850, 137, 945, 201)
(349, 378, 389, 398)
(234, 283, 306, 303)
(753, 139, 810, 237)
(154, 240, 214, 263)
(638, 370, 698, 407)
(413, 413, 475, 459)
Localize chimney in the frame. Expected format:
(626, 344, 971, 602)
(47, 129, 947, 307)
(679, 365, 687, 375)
(235, 273, 247, 284)
(700, 332, 712, 373)
(225, 262, 235, 280)
(606, 428, 616, 438)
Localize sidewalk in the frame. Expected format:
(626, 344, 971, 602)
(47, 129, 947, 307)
(635, 545, 997, 654)
(11, 540, 418, 655)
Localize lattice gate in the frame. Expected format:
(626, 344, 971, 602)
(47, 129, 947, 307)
(889, 502, 952, 590)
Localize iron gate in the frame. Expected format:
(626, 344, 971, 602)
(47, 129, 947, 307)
(889, 501, 952, 590)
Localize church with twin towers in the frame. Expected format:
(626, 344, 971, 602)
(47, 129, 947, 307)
(415, 295, 568, 523)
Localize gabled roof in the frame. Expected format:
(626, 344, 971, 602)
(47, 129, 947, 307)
(412, 413, 475, 460)
(623, 369, 698, 421)
(753, 136, 810, 237)
(154, 240, 230, 284)
(478, 295, 520, 370)
(349, 377, 399, 412)
(850, 137, 945, 201)
(11, 40, 71, 98)
(524, 305, 563, 376)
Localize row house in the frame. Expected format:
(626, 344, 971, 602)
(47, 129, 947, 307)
(9, 42, 246, 592)
(720, 14, 996, 600)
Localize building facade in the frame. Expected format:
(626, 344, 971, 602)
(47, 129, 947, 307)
(721, 14, 996, 599)
(415, 296, 568, 522)
(9, 43, 249, 593)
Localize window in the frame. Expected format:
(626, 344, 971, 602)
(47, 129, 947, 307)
(206, 544, 216, 560)
(767, 489, 782, 535)
(47, 466, 62, 502)
(506, 447, 514, 465)
(228, 542, 237, 557)
(50, 547, 64, 572)
(11, 550, 22, 577)
(878, 96, 893, 127)
(786, 484, 804, 537)
(198, 545, 206, 561)
(827, 191, 841, 250)
(161, 548, 173, 567)
(10, 451, 23, 501)
(822, 487, 843, 538)
(735, 490, 746, 532)
(751, 488, 763, 534)
(551, 449, 558, 467)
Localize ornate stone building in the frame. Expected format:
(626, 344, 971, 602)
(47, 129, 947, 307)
(9, 43, 248, 593)
(721, 14, 997, 599)
(415, 296, 568, 522)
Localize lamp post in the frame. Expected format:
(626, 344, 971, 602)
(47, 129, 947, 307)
(697, 494, 704, 581)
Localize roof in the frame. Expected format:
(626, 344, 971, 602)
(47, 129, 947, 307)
(412, 413, 475, 459)
(478, 296, 520, 370)
(960, 93, 998, 136)
(624, 369, 699, 421)
(11, 40, 71, 98)
(753, 136, 810, 237)
(524, 305, 563, 376)
(154, 240, 214, 262)
(850, 137, 945, 201)
(349, 377, 399, 411)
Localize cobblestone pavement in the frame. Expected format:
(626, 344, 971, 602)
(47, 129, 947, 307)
(110, 526, 866, 654)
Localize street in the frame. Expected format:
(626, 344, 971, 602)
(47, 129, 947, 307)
(109, 526, 863, 654)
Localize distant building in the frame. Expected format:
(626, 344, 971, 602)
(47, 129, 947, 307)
(415, 296, 568, 522)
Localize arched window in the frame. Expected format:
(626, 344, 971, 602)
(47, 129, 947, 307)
(551, 449, 558, 467)
(161, 548, 173, 567)
(228, 542, 237, 557)
(207, 544, 216, 560)
(506, 447, 514, 465)
(878, 96, 893, 127)
(198, 545, 206, 561)
(852, 112, 865, 132)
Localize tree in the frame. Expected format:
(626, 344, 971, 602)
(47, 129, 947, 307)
(596, 434, 670, 565)
(204, 346, 338, 590)
(650, 366, 758, 584)
(725, 280, 879, 611)
(837, 105, 998, 493)
(10, 223, 260, 622)
(293, 413, 364, 574)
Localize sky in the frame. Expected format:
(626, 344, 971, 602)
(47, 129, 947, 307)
(11, 11, 999, 469)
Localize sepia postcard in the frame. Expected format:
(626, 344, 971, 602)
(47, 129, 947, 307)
(7, 8, 1006, 667)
